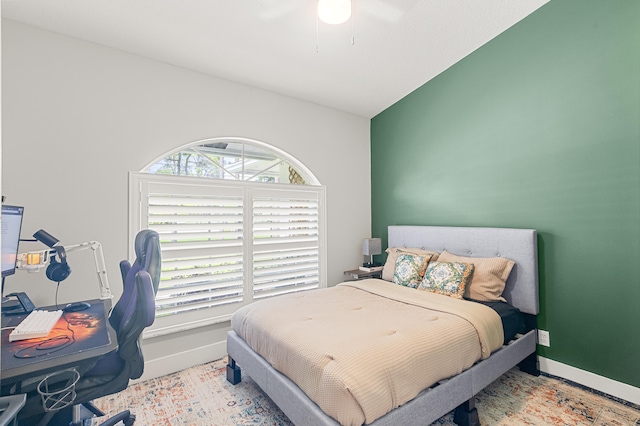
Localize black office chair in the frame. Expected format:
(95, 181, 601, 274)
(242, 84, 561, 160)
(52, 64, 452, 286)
(17, 230, 161, 426)
(69, 229, 161, 425)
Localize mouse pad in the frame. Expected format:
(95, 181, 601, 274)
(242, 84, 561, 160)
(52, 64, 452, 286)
(1, 301, 112, 372)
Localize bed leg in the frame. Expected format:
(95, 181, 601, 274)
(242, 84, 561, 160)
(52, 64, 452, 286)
(453, 397, 480, 426)
(518, 351, 540, 376)
(226, 356, 242, 385)
(518, 314, 540, 376)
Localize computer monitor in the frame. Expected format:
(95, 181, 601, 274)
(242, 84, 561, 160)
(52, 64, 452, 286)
(2, 205, 25, 279)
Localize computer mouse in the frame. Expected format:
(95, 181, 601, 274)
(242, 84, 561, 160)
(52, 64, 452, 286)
(63, 301, 91, 313)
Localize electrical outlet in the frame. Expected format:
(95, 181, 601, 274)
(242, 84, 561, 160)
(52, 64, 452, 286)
(538, 329, 550, 347)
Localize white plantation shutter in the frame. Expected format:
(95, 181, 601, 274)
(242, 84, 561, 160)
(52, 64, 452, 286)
(253, 190, 320, 299)
(150, 189, 245, 315)
(130, 173, 326, 337)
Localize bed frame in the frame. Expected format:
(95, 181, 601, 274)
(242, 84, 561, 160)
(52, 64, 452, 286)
(226, 225, 539, 426)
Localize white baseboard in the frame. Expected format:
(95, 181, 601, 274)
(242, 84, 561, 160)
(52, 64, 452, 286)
(539, 356, 640, 406)
(136, 340, 228, 383)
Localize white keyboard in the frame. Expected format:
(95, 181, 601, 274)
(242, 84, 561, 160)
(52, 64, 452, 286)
(9, 309, 63, 342)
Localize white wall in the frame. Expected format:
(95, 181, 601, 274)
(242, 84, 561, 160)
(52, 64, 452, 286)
(1, 19, 372, 378)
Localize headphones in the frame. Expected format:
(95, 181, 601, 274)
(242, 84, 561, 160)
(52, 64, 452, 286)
(46, 245, 71, 282)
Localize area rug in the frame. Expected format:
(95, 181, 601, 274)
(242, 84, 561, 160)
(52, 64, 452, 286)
(93, 358, 640, 425)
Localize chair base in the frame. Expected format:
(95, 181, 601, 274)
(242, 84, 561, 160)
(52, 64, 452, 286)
(93, 410, 135, 426)
(34, 402, 135, 426)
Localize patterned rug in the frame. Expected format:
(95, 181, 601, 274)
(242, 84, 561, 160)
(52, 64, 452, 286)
(93, 359, 640, 425)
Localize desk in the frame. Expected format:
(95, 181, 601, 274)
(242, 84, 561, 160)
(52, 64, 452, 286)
(1, 299, 117, 391)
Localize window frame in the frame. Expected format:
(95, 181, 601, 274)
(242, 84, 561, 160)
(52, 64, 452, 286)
(129, 138, 326, 339)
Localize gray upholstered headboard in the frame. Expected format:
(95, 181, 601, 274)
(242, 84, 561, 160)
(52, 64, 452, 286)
(387, 226, 539, 315)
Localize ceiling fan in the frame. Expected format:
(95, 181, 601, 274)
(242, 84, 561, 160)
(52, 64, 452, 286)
(257, 0, 418, 25)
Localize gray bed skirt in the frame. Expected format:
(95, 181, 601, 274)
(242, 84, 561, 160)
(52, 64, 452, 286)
(227, 329, 536, 425)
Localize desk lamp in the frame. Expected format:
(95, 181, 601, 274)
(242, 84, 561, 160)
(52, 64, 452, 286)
(362, 238, 382, 267)
(16, 234, 112, 301)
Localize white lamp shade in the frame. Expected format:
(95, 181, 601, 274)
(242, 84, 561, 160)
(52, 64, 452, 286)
(362, 238, 382, 256)
(318, 0, 352, 25)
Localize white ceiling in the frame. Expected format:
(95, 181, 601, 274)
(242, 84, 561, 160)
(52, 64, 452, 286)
(1, 0, 549, 118)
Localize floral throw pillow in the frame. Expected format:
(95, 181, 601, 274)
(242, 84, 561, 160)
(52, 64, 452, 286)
(419, 261, 475, 299)
(393, 253, 432, 288)
(382, 247, 440, 281)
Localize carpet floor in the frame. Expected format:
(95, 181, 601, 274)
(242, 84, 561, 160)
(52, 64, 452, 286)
(93, 359, 640, 425)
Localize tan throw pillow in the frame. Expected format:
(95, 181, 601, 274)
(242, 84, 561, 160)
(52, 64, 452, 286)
(382, 247, 440, 281)
(437, 251, 515, 302)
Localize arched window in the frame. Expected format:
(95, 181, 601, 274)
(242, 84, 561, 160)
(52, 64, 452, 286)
(146, 138, 318, 185)
(130, 138, 326, 337)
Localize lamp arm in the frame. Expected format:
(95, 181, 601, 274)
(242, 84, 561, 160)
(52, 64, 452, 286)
(16, 241, 113, 301)
(64, 241, 112, 300)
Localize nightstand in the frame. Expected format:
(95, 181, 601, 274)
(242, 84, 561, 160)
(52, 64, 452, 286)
(343, 268, 383, 280)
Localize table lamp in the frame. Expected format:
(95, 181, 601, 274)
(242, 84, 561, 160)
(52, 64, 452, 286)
(362, 238, 382, 267)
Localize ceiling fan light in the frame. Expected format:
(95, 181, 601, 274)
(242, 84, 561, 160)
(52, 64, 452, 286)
(318, 0, 352, 25)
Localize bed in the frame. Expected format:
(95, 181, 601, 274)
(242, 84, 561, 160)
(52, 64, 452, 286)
(226, 226, 539, 426)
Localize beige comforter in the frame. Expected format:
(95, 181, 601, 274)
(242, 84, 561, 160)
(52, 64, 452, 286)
(231, 279, 503, 426)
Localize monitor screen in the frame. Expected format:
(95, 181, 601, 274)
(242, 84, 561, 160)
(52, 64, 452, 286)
(2, 204, 25, 278)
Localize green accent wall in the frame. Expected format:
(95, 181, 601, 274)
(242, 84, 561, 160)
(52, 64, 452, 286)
(371, 0, 640, 387)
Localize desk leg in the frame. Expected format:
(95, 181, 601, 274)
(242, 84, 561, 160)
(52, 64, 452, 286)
(72, 404, 82, 425)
